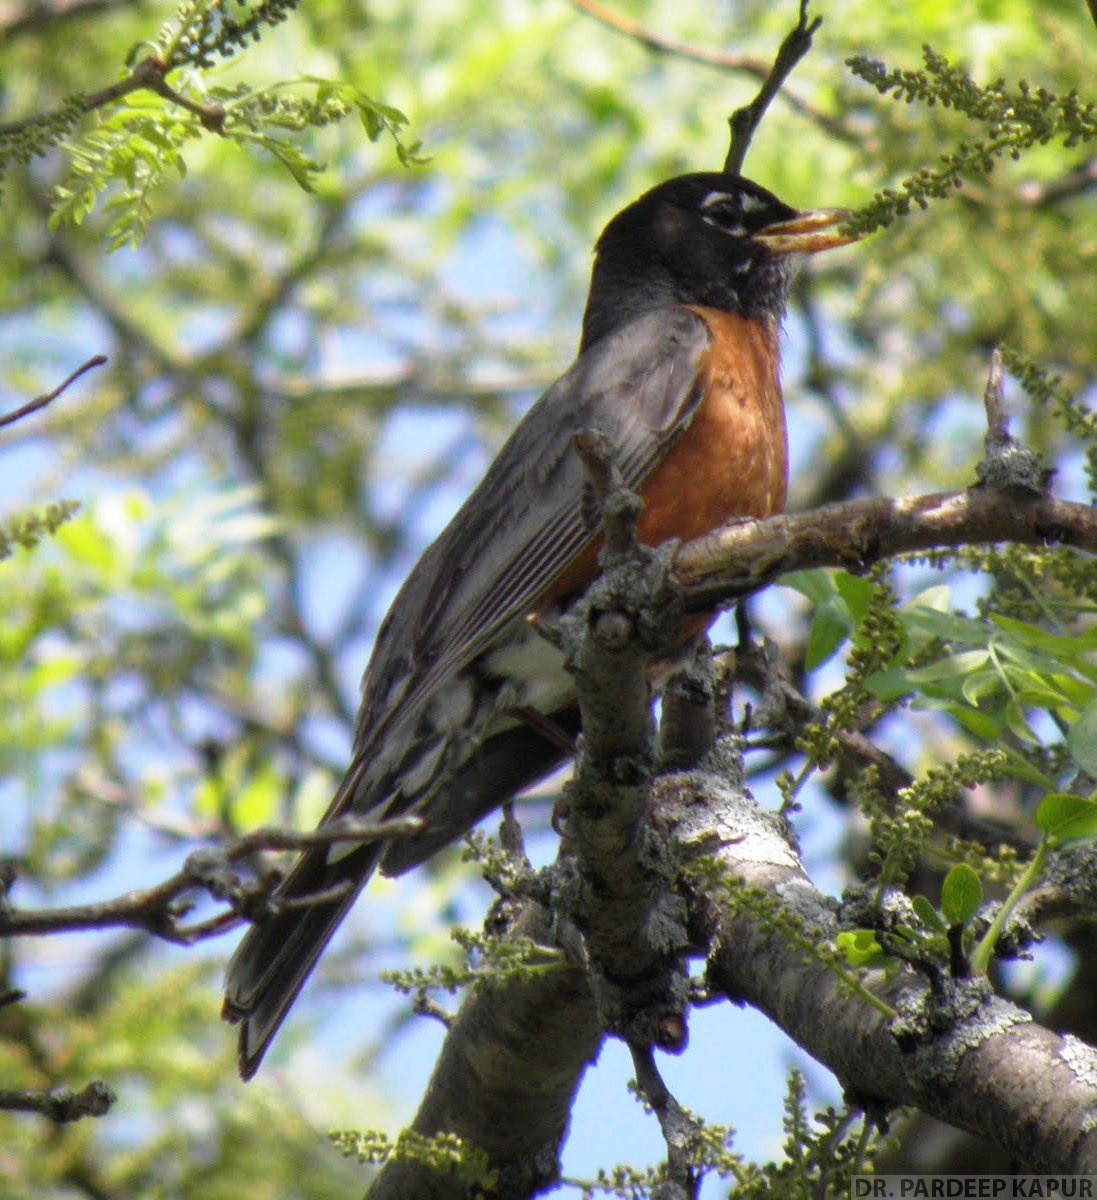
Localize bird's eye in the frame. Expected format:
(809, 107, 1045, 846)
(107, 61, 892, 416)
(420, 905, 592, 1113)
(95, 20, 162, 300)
(698, 192, 745, 235)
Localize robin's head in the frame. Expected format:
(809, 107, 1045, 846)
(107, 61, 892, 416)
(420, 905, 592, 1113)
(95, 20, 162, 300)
(581, 173, 856, 350)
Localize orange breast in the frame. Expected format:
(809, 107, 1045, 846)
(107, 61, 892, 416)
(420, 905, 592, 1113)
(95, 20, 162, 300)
(541, 307, 787, 611)
(636, 307, 787, 547)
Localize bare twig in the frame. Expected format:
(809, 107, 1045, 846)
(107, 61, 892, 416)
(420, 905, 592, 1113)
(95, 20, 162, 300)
(0, 354, 106, 430)
(567, 0, 847, 144)
(568, 0, 771, 74)
(573, 428, 644, 561)
(0, 0, 128, 41)
(0, 813, 423, 943)
(725, 0, 821, 174)
(630, 1042, 702, 1198)
(1016, 158, 1097, 206)
(982, 346, 1009, 444)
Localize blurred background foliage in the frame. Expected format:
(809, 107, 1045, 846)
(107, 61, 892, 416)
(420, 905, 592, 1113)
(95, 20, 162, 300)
(0, 0, 1095, 1194)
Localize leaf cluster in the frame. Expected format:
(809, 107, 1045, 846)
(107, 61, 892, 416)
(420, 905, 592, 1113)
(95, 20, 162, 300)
(571, 1072, 879, 1199)
(156, 0, 302, 70)
(332, 1127, 498, 1191)
(0, 500, 80, 559)
(381, 927, 563, 998)
(845, 45, 1097, 233)
(777, 569, 906, 811)
(2, 0, 421, 242)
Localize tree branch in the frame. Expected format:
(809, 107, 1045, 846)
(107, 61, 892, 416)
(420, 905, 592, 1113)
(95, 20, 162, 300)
(674, 488, 1097, 614)
(568, 0, 774, 75)
(0, 1080, 115, 1123)
(0, 814, 422, 943)
(665, 759, 1097, 1171)
(0, 354, 106, 430)
(568, 0, 846, 146)
(363, 903, 602, 1200)
(724, 0, 822, 174)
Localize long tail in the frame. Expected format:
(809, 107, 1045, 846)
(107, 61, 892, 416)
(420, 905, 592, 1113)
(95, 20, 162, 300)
(223, 705, 580, 1078)
(222, 841, 381, 1080)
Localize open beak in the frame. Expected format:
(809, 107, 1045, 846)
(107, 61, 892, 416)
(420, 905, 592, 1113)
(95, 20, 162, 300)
(754, 209, 859, 256)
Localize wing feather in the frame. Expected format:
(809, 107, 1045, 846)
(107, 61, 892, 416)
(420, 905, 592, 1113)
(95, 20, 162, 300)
(352, 306, 711, 775)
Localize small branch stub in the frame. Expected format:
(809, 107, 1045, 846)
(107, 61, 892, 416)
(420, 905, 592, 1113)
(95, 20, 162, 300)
(975, 347, 1047, 495)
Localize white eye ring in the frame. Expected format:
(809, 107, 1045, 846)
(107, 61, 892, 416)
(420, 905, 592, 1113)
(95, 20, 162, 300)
(701, 213, 745, 235)
(699, 190, 749, 235)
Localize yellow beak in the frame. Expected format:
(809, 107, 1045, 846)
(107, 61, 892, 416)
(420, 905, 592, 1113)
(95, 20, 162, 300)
(754, 209, 859, 256)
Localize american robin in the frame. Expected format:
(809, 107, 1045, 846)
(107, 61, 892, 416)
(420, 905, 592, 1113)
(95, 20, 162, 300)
(223, 172, 859, 1078)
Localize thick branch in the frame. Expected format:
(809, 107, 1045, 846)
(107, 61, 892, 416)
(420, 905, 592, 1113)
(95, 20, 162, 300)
(559, 524, 692, 1049)
(659, 762, 1097, 1171)
(673, 488, 1097, 613)
(364, 904, 601, 1200)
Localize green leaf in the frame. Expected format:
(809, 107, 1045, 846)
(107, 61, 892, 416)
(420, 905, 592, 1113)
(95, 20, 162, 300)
(804, 598, 851, 670)
(780, 570, 837, 605)
(900, 605, 990, 647)
(1003, 698, 1038, 745)
(991, 613, 1097, 659)
(940, 864, 982, 926)
(833, 571, 875, 622)
(835, 929, 888, 968)
(904, 649, 990, 685)
(1067, 697, 1097, 776)
(960, 669, 1001, 706)
(864, 665, 913, 701)
(944, 704, 1001, 742)
(1035, 793, 1097, 844)
(911, 893, 947, 933)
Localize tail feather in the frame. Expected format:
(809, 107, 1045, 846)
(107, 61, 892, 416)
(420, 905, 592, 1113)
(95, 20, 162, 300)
(223, 843, 381, 1080)
(223, 704, 580, 1078)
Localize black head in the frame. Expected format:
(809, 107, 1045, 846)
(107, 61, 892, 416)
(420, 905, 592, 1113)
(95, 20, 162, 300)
(580, 173, 855, 351)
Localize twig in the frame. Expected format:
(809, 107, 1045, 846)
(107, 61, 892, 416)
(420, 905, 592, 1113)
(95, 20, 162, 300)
(0, 354, 106, 430)
(982, 346, 1009, 444)
(630, 1042, 701, 1198)
(0, 0, 122, 41)
(569, 0, 847, 144)
(568, 0, 772, 75)
(0, 54, 223, 141)
(725, 0, 821, 174)
(573, 428, 644, 561)
(0, 813, 423, 943)
(412, 992, 454, 1028)
(1015, 158, 1097, 206)
(0, 1080, 115, 1123)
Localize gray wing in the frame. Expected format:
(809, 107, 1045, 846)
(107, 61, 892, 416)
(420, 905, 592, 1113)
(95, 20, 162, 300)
(223, 307, 712, 1077)
(351, 306, 712, 763)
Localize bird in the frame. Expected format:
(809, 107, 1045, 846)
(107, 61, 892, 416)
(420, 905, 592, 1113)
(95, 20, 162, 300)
(223, 171, 860, 1078)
